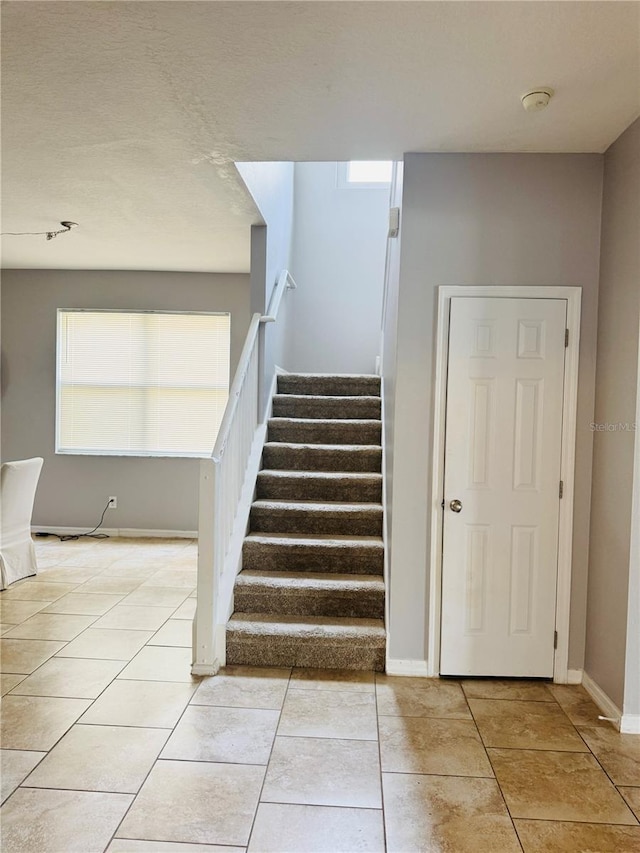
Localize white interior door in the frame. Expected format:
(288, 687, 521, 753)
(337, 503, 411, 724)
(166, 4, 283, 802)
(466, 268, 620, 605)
(440, 296, 567, 677)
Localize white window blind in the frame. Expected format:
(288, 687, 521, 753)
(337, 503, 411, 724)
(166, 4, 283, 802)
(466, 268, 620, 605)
(56, 310, 230, 457)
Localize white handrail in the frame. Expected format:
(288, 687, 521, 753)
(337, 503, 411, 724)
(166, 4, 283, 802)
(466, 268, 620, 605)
(212, 312, 262, 463)
(192, 270, 296, 676)
(260, 269, 297, 323)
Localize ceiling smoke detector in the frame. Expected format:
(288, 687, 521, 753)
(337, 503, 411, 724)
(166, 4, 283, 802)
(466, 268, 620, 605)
(521, 88, 554, 112)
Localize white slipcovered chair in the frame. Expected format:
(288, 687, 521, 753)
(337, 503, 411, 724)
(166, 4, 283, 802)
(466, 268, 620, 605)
(0, 457, 44, 590)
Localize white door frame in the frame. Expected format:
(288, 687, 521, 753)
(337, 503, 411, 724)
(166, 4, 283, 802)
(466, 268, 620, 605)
(428, 286, 582, 683)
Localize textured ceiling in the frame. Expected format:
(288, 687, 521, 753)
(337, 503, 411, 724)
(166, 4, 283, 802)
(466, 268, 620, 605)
(2, 1, 639, 272)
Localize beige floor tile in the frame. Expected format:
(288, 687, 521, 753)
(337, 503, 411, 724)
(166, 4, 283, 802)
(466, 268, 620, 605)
(488, 747, 637, 823)
(0, 623, 17, 635)
(619, 787, 640, 821)
(99, 542, 162, 572)
(56, 627, 154, 660)
(289, 667, 375, 692)
(376, 678, 472, 719)
(162, 704, 278, 764)
(171, 597, 197, 620)
(38, 566, 103, 584)
(117, 646, 198, 682)
(578, 725, 640, 786)
(0, 673, 26, 695)
(1, 749, 46, 804)
(0, 599, 48, 623)
(140, 569, 197, 589)
(58, 552, 122, 569)
(379, 715, 493, 777)
(383, 773, 521, 853)
(461, 679, 554, 702)
(24, 723, 170, 793)
(120, 587, 191, 608)
(278, 689, 378, 740)
(42, 592, 125, 615)
(148, 619, 192, 647)
(262, 735, 382, 808)
(34, 544, 91, 563)
(0, 638, 66, 673)
(0, 694, 92, 749)
(78, 576, 144, 595)
(101, 564, 160, 579)
(3, 612, 97, 641)
(164, 550, 197, 564)
(92, 605, 175, 631)
(104, 553, 170, 580)
(11, 656, 127, 699)
(514, 819, 640, 852)
(376, 673, 459, 690)
(548, 684, 610, 726)
(0, 581, 79, 601)
(469, 698, 589, 751)
(29, 552, 61, 568)
(108, 841, 238, 852)
(81, 679, 197, 727)
(191, 666, 290, 710)
(117, 759, 264, 846)
(248, 802, 385, 852)
(0, 787, 133, 852)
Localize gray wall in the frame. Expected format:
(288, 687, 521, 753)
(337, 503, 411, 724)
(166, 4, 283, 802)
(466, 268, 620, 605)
(236, 162, 294, 313)
(387, 153, 604, 667)
(585, 118, 640, 711)
(288, 163, 389, 374)
(236, 162, 295, 414)
(1, 269, 250, 531)
(381, 163, 403, 620)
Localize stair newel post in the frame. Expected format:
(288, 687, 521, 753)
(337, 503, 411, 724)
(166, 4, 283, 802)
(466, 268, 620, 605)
(192, 456, 220, 676)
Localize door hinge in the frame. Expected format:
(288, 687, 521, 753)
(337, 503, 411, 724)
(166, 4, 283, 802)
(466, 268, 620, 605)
(554, 630, 558, 650)
(559, 480, 564, 499)
(565, 328, 569, 347)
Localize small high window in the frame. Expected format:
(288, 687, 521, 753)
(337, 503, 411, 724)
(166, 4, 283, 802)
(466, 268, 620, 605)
(347, 161, 393, 184)
(337, 161, 393, 189)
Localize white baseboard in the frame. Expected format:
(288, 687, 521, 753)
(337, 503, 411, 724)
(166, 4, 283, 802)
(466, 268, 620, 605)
(620, 714, 640, 734)
(191, 661, 219, 677)
(33, 526, 197, 539)
(582, 671, 622, 729)
(566, 668, 583, 685)
(386, 658, 431, 677)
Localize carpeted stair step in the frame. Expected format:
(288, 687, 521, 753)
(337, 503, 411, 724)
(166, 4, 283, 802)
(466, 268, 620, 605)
(234, 571, 385, 619)
(272, 394, 381, 420)
(278, 373, 380, 397)
(267, 417, 381, 446)
(250, 500, 383, 536)
(242, 534, 384, 575)
(257, 470, 382, 503)
(262, 443, 381, 473)
(226, 613, 386, 670)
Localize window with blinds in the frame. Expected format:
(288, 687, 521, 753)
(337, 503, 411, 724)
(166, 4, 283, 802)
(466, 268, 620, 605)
(56, 310, 230, 457)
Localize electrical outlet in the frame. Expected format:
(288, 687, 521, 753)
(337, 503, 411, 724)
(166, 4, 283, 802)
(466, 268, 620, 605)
(107, 496, 117, 509)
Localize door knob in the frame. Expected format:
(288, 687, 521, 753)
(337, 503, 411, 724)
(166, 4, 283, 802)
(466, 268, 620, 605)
(450, 499, 463, 513)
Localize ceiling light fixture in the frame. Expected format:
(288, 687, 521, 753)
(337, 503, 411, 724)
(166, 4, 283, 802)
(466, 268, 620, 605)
(521, 88, 554, 112)
(1, 221, 79, 240)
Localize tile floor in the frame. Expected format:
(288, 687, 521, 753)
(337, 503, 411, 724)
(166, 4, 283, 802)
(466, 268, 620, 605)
(1, 537, 639, 852)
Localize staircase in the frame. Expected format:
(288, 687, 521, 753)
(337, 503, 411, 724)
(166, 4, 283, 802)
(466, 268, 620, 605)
(226, 373, 386, 671)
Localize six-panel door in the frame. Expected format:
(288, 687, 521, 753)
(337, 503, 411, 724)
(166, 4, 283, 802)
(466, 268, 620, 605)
(440, 297, 567, 677)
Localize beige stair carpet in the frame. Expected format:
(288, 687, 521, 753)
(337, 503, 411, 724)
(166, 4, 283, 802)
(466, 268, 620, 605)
(226, 374, 386, 671)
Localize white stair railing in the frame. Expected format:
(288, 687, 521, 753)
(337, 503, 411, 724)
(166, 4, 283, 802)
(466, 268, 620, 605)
(192, 270, 297, 676)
